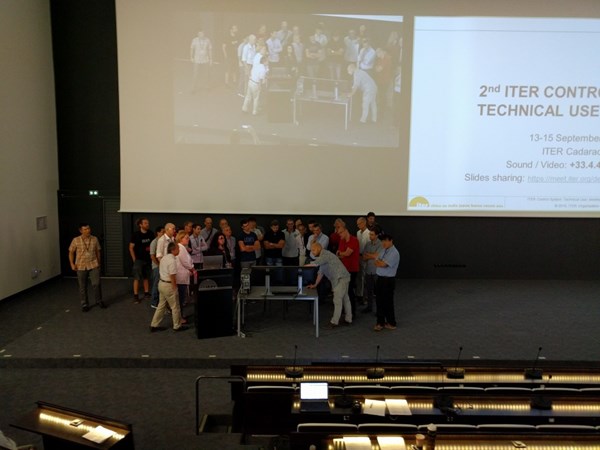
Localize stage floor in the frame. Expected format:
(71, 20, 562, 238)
(1, 277, 599, 367)
(1, 277, 599, 449)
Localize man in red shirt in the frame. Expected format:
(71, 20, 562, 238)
(337, 223, 360, 317)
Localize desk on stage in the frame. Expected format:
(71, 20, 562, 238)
(11, 401, 134, 450)
(237, 265, 319, 337)
(293, 76, 353, 130)
(237, 285, 319, 338)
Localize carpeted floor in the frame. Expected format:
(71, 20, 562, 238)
(1, 276, 599, 449)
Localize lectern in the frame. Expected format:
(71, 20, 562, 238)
(195, 268, 234, 339)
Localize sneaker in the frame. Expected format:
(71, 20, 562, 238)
(98, 302, 107, 309)
(150, 304, 158, 309)
(326, 322, 338, 329)
(149, 326, 166, 333)
(373, 324, 383, 331)
(384, 323, 397, 330)
(82, 305, 90, 312)
(174, 326, 189, 332)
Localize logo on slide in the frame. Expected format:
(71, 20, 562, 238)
(409, 196, 430, 208)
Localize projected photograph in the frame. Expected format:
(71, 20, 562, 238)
(173, 12, 403, 146)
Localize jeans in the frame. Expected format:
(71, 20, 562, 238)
(77, 268, 102, 307)
(151, 267, 160, 307)
(265, 257, 283, 285)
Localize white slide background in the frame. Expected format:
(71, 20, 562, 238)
(409, 17, 600, 213)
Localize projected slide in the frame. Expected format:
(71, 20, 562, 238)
(408, 17, 600, 213)
(173, 12, 403, 147)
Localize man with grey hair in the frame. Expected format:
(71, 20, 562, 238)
(150, 242, 188, 332)
(347, 63, 378, 123)
(356, 216, 370, 302)
(156, 222, 176, 262)
(307, 242, 352, 328)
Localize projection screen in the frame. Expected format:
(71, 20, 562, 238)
(116, 0, 600, 217)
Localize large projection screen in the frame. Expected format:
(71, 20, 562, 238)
(116, 0, 600, 217)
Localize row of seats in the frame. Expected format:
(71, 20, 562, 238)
(247, 385, 600, 394)
(296, 423, 600, 432)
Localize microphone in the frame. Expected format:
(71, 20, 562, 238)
(531, 374, 553, 410)
(366, 345, 385, 379)
(285, 345, 304, 379)
(446, 346, 465, 379)
(434, 363, 455, 413)
(524, 346, 544, 380)
(334, 379, 354, 408)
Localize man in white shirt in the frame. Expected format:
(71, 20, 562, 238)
(356, 216, 370, 301)
(150, 242, 188, 332)
(344, 29, 360, 66)
(241, 34, 257, 93)
(357, 38, 376, 73)
(242, 55, 268, 115)
(266, 31, 282, 65)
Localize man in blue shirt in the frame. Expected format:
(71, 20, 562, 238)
(374, 234, 400, 331)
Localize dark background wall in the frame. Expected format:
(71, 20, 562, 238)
(50, 0, 600, 280)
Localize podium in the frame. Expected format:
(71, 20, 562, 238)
(195, 268, 234, 339)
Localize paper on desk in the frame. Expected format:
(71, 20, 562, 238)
(82, 425, 113, 444)
(343, 436, 372, 450)
(363, 398, 386, 416)
(377, 436, 406, 450)
(385, 398, 412, 415)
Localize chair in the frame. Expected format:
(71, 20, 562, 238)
(247, 385, 296, 392)
(297, 423, 358, 432)
(344, 385, 391, 394)
(477, 424, 536, 430)
(358, 423, 418, 433)
(437, 386, 485, 395)
(580, 388, 600, 393)
(418, 424, 477, 431)
(390, 386, 438, 393)
(484, 387, 532, 393)
(328, 385, 344, 394)
(536, 424, 596, 432)
(532, 387, 579, 393)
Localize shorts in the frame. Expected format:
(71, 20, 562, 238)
(132, 259, 151, 280)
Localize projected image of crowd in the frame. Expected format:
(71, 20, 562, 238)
(174, 14, 403, 146)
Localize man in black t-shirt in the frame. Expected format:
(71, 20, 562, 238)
(237, 218, 259, 269)
(129, 217, 153, 303)
(263, 220, 285, 266)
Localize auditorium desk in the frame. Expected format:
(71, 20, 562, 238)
(11, 401, 134, 450)
(290, 433, 600, 450)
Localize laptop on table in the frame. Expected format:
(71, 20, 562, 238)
(299, 382, 331, 413)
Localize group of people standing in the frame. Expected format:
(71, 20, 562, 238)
(68, 212, 400, 334)
(191, 19, 403, 123)
(304, 215, 400, 331)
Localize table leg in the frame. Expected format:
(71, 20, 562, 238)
(315, 298, 319, 338)
(237, 295, 241, 337)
